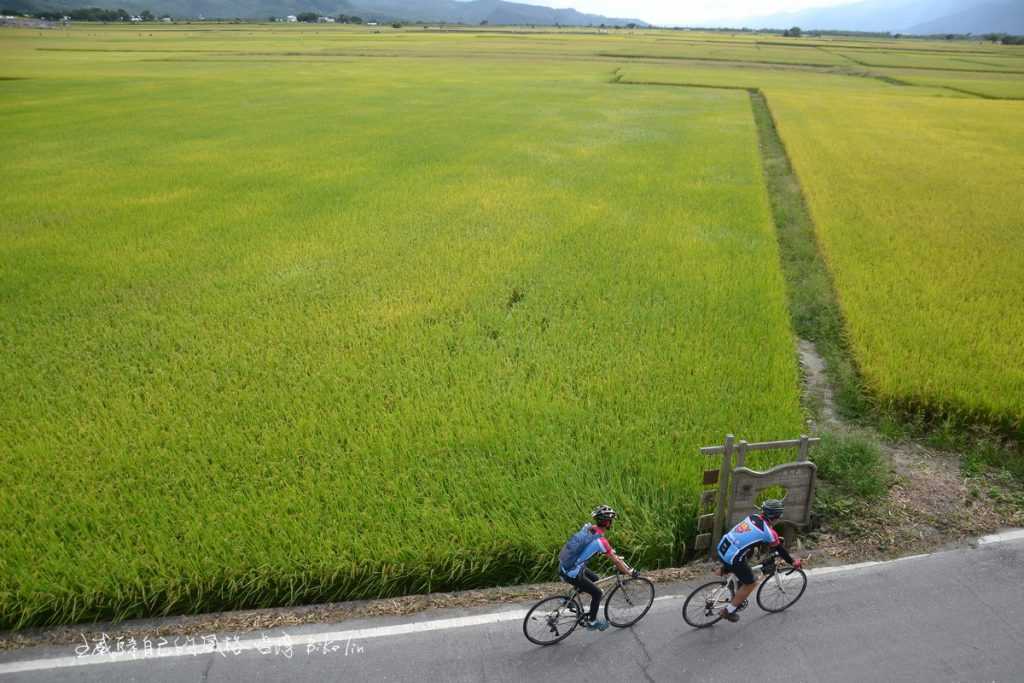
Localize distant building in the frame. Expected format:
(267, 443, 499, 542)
(367, 21, 377, 26)
(286, 15, 297, 22)
(318, 16, 335, 23)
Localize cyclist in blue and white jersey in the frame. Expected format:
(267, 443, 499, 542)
(558, 505, 638, 631)
(716, 499, 802, 623)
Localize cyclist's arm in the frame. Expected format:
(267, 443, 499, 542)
(765, 525, 797, 565)
(608, 550, 633, 575)
(772, 543, 795, 565)
(599, 537, 633, 575)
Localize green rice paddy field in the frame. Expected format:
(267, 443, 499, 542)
(1, 24, 1021, 629)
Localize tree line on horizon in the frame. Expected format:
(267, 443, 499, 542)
(5, 4, 1024, 43)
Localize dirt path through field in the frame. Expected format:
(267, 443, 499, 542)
(796, 338, 1022, 565)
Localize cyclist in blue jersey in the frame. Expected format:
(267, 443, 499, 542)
(716, 499, 802, 623)
(558, 505, 638, 631)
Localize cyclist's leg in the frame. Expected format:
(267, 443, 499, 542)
(729, 557, 757, 607)
(573, 571, 603, 620)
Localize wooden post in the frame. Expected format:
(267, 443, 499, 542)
(735, 440, 749, 469)
(710, 434, 734, 560)
(797, 434, 810, 462)
(727, 440, 749, 528)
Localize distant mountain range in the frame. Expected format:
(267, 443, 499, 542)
(725, 0, 1024, 35)
(10, 0, 649, 25)
(341, 0, 647, 26)
(906, 1, 1024, 34)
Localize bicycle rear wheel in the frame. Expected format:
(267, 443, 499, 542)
(681, 580, 729, 628)
(523, 595, 582, 646)
(605, 577, 655, 627)
(756, 568, 807, 613)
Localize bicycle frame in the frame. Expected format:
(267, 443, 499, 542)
(710, 552, 792, 607)
(562, 573, 627, 605)
(705, 576, 739, 610)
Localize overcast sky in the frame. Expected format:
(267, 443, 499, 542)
(538, 1, 856, 25)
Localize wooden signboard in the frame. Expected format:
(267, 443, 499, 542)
(693, 434, 819, 559)
(727, 462, 817, 528)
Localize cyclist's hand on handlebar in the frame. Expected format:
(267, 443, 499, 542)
(792, 558, 803, 570)
(630, 568, 640, 578)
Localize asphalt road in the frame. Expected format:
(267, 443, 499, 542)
(3, 533, 1023, 683)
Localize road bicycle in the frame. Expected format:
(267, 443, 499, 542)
(522, 572, 655, 646)
(681, 549, 807, 628)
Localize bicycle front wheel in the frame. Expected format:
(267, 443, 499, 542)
(756, 568, 807, 613)
(682, 580, 729, 628)
(523, 596, 582, 646)
(604, 577, 655, 627)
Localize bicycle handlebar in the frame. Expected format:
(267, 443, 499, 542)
(763, 550, 810, 576)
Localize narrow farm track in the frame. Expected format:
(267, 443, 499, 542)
(931, 84, 1024, 100)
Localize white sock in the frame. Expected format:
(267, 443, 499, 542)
(725, 604, 737, 613)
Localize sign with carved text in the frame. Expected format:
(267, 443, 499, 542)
(728, 462, 817, 528)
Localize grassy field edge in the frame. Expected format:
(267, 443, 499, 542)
(749, 90, 868, 420)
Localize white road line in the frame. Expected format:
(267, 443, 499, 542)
(2, 528, 1021, 676)
(805, 553, 930, 578)
(0, 610, 529, 675)
(978, 529, 1024, 545)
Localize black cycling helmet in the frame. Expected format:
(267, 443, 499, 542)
(761, 499, 784, 520)
(591, 505, 618, 524)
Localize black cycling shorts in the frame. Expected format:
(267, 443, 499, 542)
(722, 557, 756, 585)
